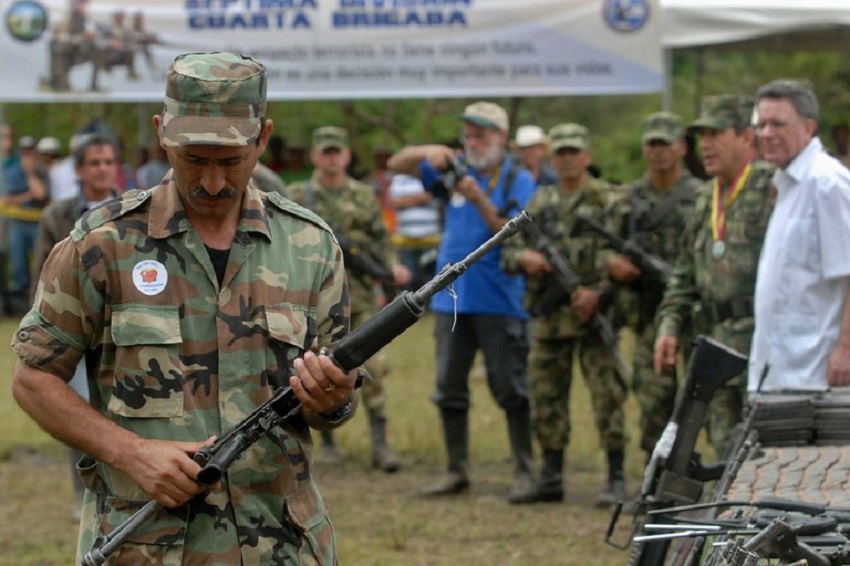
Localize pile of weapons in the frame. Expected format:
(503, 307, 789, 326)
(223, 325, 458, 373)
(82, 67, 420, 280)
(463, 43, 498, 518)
(748, 391, 850, 446)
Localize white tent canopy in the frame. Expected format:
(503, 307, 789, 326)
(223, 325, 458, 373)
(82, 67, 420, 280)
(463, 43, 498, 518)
(661, 0, 850, 50)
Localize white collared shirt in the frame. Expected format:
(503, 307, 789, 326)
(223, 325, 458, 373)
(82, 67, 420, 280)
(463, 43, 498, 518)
(749, 137, 850, 392)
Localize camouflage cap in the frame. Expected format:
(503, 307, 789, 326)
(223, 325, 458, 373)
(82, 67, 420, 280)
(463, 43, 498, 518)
(642, 112, 683, 144)
(689, 94, 755, 133)
(459, 101, 509, 132)
(312, 126, 349, 151)
(160, 52, 267, 147)
(548, 123, 590, 152)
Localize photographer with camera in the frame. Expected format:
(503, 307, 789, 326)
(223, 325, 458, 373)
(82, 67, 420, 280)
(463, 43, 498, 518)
(387, 101, 537, 501)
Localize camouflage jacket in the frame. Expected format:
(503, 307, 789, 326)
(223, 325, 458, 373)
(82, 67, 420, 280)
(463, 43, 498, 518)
(13, 179, 350, 565)
(289, 173, 394, 317)
(604, 171, 701, 328)
(657, 160, 775, 340)
(502, 177, 617, 339)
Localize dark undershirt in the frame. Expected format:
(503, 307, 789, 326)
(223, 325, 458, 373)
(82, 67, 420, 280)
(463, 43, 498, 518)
(205, 245, 230, 287)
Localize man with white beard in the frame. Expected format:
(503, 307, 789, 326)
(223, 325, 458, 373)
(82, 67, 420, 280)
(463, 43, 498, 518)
(388, 101, 538, 501)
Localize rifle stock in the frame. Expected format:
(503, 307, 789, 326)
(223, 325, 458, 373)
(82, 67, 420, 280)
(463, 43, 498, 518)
(82, 212, 532, 566)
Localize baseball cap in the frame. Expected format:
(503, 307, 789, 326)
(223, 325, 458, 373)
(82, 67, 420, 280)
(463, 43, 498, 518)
(642, 112, 683, 144)
(36, 136, 61, 155)
(689, 94, 755, 132)
(160, 51, 267, 147)
(548, 123, 590, 152)
(19, 136, 36, 150)
(459, 101, 509, 132)
(514, 125, 547, 148)
(312, 126, 349, 151)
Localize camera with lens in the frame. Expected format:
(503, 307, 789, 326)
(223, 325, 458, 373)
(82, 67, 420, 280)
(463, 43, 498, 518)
(432, 156, 468, 201)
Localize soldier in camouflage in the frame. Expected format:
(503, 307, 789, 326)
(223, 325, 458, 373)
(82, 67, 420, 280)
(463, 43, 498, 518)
(655, 95, 775, 457)
(604, 112, 701, 460)
(288, 126, 409, 473)
(502, 123, 627, 506)
(11, 52, 357, 565)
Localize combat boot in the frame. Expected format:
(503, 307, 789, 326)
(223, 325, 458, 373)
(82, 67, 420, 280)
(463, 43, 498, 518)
(419, 409, 470, 497)
(370, 416, 401, 473)
(316, 430, 343, 465)
(505, 407, 537, 502)
(595, 449, 626, 507)
(509, 449, 564, 505)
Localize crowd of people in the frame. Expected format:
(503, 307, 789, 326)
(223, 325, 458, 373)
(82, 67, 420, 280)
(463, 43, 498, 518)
(6, 50, 850, 564)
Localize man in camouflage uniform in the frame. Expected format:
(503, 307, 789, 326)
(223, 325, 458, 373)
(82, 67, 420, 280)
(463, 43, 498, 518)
(655, 95, 775, 457)
(11, 52, 357, 565)
(604, 112, 701, 461)
(502, 123, 628, 506)
(288, 126, 409, 473)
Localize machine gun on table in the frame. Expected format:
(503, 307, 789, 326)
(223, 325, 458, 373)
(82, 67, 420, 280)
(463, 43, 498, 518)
(605, 335, 748, 566)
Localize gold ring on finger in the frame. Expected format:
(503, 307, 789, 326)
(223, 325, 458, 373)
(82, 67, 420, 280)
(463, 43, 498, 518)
(323, 383, 336, 393)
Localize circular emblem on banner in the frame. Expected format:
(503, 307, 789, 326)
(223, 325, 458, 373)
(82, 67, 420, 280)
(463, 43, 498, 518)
(5, 1, 48, 42)
(603, 0, 649, 33)
(132, 260, 168, 296)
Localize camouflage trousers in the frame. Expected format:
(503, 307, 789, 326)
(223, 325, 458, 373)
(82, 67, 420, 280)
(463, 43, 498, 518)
(631, 322, 678, 456)
(528, 333, 627, 452)
(352, 310, 386, 420)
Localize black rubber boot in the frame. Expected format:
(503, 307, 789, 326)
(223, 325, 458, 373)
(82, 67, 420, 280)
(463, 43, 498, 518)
(509, 449, 564, 505)
(595, 449, 626, 507)
(370, 416, 401, 473)
(505, 407, 537, 502)
(419, 409, 470, 497)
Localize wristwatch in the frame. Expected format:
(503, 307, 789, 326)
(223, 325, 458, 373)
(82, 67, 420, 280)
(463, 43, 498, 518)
(319, 398, 354, 425)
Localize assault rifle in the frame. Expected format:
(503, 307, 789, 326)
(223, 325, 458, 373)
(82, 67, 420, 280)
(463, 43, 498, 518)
(81, 211, 532, 566)
(711, 518, 832, 566)
(334, 230, 395, 283)
(571, 214, 673, 285)
(608, 335, 748, 566)
(636, 500, 848, 566)
(521, 219, 632, 381)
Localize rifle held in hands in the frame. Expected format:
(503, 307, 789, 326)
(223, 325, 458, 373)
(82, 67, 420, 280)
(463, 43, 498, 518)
(82, 212, 532, 566)
(572, 214, 673, 285)
(522, 219, 632, 381)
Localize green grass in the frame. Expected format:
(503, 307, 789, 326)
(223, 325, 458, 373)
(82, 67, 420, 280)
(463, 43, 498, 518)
(0, 313, 659, 565)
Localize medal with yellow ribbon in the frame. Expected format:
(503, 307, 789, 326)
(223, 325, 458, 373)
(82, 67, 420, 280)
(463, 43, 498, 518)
(711, 162, 752, 259)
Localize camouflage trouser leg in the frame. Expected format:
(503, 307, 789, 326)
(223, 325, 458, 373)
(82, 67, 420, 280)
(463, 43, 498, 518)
(528, 337, 576, 450)
(352, 310, 386, 420)
(578, 334, 627, 452)
(705, 324, 752, 458)
(632, 323, 677, 455)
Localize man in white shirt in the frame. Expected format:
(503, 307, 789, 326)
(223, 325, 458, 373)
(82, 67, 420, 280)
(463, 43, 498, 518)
(749, 79, 850, 392)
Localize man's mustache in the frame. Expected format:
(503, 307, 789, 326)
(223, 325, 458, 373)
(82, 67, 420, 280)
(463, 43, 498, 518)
(192, 187, 237, 200)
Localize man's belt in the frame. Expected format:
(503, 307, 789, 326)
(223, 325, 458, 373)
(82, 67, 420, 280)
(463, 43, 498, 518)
(705, 296, 754, 326)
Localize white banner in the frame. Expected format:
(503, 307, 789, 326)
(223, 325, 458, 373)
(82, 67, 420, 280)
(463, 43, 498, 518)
(0, 0, 662, 102)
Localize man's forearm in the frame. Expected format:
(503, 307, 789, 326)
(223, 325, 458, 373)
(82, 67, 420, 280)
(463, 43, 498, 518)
(11, 360, 139, 471)
(387, 146, 428, 176)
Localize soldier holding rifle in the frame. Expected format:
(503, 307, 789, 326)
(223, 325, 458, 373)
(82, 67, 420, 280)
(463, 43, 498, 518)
(12, 52, 357, 564)
(289, 126, 410, 472)
(501, 123, 628, 506)
(602, 112, 701, 462)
